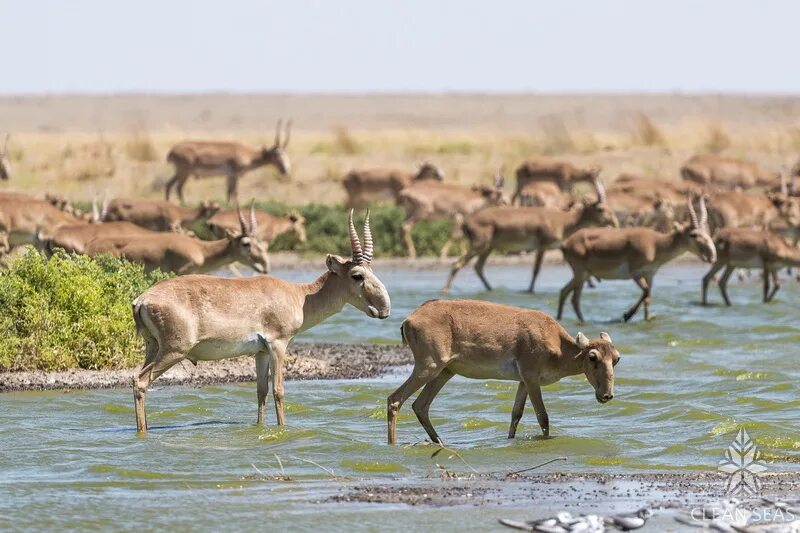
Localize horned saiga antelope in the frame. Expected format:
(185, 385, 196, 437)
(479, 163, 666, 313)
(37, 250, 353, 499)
(702, 228, 800, 305)
(0, 134, 12, 181)
(444, 178, 618, 292)
(86, 203, 270, 275)
(558, 195, 717, 322)
(165, 119, 292, 203)
(131, 210, 390, 432)
(343, 162, 444, 208)
(397, 172, 507, 258)
(388, 300, 619, 444)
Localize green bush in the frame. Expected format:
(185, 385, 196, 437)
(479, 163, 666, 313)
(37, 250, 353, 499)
(0, 250, 171, 371)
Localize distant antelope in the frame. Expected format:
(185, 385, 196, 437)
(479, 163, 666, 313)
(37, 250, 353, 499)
(388, 299, 618, 444)
(705, 190, 800, 233)
(512, 158, 600, 205)
(86, 203, 270, 275)
(41, 220, 156, 256)
(165, 119, 292, 203)
(681, 154, 778, 190)
(702, 228, 800, 305)
(342, 163, 444, 208)
(515, 180, 572, 210)
(397, 172, 507, 258)
(558, 195, 717, 322)
(0, 196, 86, 253)
(0, 134, 12, 181)
(104, 198, 220, 232)
(207, 207, 306, 246)
(131, 210, 390, 432)
(444, 178, 618, 292)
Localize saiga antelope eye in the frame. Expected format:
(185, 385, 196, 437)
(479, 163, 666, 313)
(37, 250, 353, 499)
(588, 351, 598, 362)
(351, 273, 364, 282)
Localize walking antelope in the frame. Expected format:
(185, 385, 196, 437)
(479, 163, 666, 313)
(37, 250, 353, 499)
(165, 119, 292, 204)
(444, 178, 617, 292)
(131, 210, 390, 432)
(512, 158, 600, 205)
(558, 195, 717, 322)
(397, 173, 507, 258)
(701, 228, 800, 305)
(388, 299, 618, 444)
(1, 135, 12, 181)
(85, 203, 269, 275)
(103, 198, 220, 232)
(342, 163, 444, 208)
(681, 154, 778, 190)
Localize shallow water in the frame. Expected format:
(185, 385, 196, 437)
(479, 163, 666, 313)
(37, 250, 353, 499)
(1, 263, 799, 530)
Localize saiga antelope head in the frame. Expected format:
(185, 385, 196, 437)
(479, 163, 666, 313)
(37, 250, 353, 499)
(230, 200, 270, 273)
(259, 119, 292, 176)
(325, 209, 391, 320)
(575, 331, 619, 404)
(680, 194, 717, 263)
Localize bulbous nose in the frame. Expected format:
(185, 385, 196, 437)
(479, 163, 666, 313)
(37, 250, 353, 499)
(603, 393, 614, 401)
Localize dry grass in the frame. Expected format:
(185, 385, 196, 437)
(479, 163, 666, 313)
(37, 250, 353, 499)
(2, 122, 798, 205)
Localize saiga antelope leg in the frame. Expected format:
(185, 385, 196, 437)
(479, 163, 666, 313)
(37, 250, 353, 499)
(557, 276, 579, 320)
(527, 249, 545, 293)
(718, 266, 735, 306)
(165, 170, 187, 202)
(766, 269, 781, 302)
(443, 246, 482, 292)
(411, 368, 454, 444)
(401, 218, 417, 258)
(474, 248, 494, 291)
(225, 174, 240, 205)
(269, 340, 288, 425)
(702, 262, 724, 305)
(387, 367, 440, 444)
(623, 275, 650, 322)
(508, 382, 527, 439)
(519, 372, 549, 436)
(255, 352, 269, 425)
(570, 272, 588, 323)
(133, 351, 185, 433)
(175, 173, 193, 204)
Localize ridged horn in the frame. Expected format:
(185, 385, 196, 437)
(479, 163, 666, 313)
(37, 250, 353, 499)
(363, 209, 373, 264)
(687, 195, 699, 228)
(248, 199, 257, 235)
(348, 209, 363, 264)
(699, 194, 708, 228)
(274, 119, 283, 148)
(236, 202, 248, 235)
(594, 177, 607, 203)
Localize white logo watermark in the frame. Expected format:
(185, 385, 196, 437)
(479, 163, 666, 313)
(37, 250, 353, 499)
(717, 427, 768, 496)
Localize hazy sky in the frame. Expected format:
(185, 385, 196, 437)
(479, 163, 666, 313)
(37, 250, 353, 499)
(2, 0, 798, 94)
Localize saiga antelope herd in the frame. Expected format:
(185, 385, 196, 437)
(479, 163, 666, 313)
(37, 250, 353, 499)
(2, 128, 799, 442)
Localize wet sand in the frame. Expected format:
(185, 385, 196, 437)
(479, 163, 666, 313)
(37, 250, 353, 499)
(0, 343, 411, 393)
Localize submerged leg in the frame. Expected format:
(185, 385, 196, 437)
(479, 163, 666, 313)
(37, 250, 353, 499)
(387, 365, 441, 444)
(719, 266, 735, 306)
(623, 275, 650, 322)
(443, 247, 480, 292)
(508, 382, 527, 439)
(570, 273, 588, 323)
(527, 249, 545, 293)
(702, 262, 724, 305)
(133, 350, 185, 433)
(474, 248, 493, 291)
(557, 276, 578, 320)
(269, 341, 288, 425)
(766, 269, 781, 302)
(411, 368, 454, 444)
(256, 352, 269, 425)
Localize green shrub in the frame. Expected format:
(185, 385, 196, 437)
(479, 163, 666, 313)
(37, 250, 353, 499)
(0, 250, 171, 371)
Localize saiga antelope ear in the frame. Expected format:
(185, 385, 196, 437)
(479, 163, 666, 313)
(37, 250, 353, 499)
(600, 331, 613, 344)
(576, 332, 590, 350)
(326, 254, 348, 275)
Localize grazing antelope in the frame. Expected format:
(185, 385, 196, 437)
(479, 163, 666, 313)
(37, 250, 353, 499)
(558, 195, 717, 322)
(397, 173, 507, 258)
(388, 299, 618, 444)
(85, 204, 269, 275)
(131, 210, 390, 432)
(0, 135, 12, 181)
(444, 178, 618, 292)
(681, 154, 778, 190)
(0, 196, 85, 252)
(104, 198, 220, 232)
(512, 158, 600, 205)
(342, 162, 444, 208)
(165, 119, 292, 203)
(701, 228, 800, 305)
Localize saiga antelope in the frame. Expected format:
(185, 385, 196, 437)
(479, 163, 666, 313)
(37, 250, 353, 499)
(343, 163, 444, 208)
(389, 299, 618, 444)
(85, 203, 270, 275)
(701, 228, 800, 305)
(165, 119, 292, 203)
(681, 154, 778, 190)
(104, 198, 220, 232)
(1, 135, 12, 181)
(443, 178, 618, 293)
(0, 195, 87, 253)
(512, 158, 600, 205)
(397, 172, 507, 258)
(558, 195, 717, 322)
(41, 220, 157, 255)
(131, 210, 390, 432)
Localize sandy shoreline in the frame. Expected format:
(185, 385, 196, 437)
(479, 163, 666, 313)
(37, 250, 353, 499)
(0, 343, 410, 393)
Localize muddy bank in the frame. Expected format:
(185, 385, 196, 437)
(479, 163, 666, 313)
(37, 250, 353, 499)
(0, 343, 410, 393)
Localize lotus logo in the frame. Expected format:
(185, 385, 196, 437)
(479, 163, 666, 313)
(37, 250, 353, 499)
(718, 428, 768, 496)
